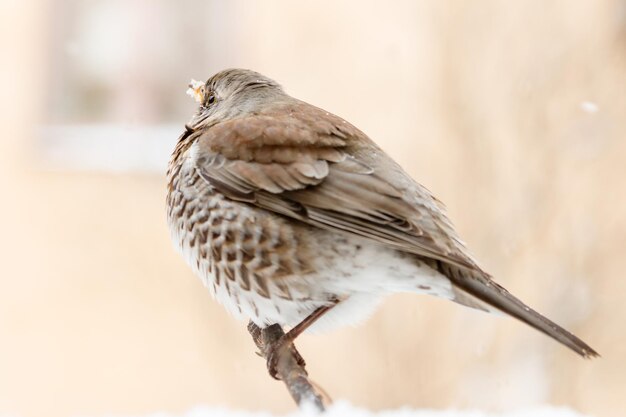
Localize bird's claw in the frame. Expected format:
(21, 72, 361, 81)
(265, 336, 306, 380)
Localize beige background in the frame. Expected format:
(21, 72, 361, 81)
(1, 1, 625, 416)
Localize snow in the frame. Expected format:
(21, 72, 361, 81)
(138, 401, 590, 417)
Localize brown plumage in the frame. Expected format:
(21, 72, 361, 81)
(167, 68, 598, 359)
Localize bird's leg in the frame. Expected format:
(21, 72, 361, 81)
(265, 301, 338, 380)
(247, 317, 331, 411)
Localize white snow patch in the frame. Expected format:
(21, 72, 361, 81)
(135, 401, 590, 417)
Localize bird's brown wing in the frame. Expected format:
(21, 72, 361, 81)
(193, 101, 477, 270)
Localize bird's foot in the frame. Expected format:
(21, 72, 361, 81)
(266, 335, 306, 380)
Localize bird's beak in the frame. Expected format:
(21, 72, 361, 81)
(186, 79, 205, 103)
(185, 79, 209, 130)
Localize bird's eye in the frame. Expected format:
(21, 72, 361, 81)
(207, 94, 216, 106)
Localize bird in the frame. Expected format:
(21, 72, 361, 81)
(166, 68, 597, 375)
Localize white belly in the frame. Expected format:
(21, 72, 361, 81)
(176, 225, 454, 331)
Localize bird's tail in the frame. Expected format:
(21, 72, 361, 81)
(439, 262, 599, 359)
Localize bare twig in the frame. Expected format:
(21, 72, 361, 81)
(247, 321, 329, 412)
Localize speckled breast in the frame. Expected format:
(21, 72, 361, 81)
(166, 157, 318, 319)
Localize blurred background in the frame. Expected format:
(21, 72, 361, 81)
(1, 1, 625, 416)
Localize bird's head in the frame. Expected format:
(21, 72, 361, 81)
(185, 68, 285, 130)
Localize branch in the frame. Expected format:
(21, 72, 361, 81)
(247, 321, 329, 412)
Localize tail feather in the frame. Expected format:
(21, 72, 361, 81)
(440, 263, 599, 359)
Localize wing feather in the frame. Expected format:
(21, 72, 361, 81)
(192, 101, 478, 269)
